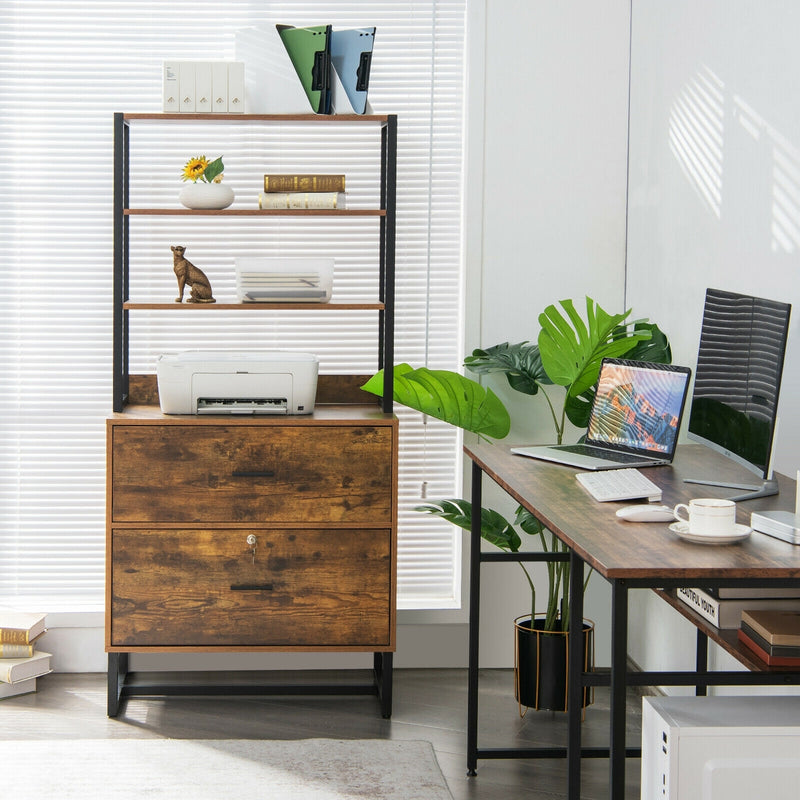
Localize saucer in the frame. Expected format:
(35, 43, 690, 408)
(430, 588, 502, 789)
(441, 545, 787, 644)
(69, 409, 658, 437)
(668, 521, 751, 545)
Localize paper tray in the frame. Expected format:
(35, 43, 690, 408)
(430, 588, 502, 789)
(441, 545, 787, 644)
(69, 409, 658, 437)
(235, 257, 333, 303)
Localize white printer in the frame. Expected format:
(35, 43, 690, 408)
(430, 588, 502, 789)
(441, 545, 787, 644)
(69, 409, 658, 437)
(156, 351, 319, 415)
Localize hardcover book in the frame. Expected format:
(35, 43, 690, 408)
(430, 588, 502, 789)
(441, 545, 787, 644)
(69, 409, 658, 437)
(738, 627, 800, 666)
(676, 587, 800, 629)
(263, 174, 346, 193)
(740, 609, 800, 646)
(258, 191, 345, 210)
(0, 611, 46, 645)
(0, 637, 39, 659)
(0, 677, 36, 699)
(740, 621, 800, 657)
(0, 650, 52, 684)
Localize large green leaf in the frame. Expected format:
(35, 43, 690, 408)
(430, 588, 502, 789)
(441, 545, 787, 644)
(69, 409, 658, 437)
(561, 321, 673, 428)
(361, 364, 510, 439)
(622, 321, 672, 363)
(464, 341, 553, 396)
(416, 499, 521, 552)
(537, 297, 652, 398)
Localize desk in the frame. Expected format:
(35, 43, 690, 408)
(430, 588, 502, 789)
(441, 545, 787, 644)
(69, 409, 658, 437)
(465, 440, 800, 800)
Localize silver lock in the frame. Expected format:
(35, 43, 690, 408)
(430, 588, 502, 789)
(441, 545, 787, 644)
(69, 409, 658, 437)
(246, 534, 257, 565)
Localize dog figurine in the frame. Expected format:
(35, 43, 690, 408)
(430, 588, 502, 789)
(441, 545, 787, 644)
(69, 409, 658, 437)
(171, 245, 216, 303)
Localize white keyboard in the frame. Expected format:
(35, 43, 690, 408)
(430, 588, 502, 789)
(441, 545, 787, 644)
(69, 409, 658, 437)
(576, 468, 662, 502)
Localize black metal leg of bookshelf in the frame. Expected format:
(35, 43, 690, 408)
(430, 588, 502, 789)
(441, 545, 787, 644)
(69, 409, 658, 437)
(107, 652, 129, 718)
(106, 652, 393, 719)
(374, 651, 394, 718)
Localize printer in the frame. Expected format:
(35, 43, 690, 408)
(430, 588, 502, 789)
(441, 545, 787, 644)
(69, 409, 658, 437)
(156, 351, 319, 415)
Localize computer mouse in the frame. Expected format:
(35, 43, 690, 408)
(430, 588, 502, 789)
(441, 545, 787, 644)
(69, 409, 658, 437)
(615, 504, 676, 522)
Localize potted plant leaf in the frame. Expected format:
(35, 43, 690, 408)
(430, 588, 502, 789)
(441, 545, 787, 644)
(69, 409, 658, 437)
(363, 296, 671, 712)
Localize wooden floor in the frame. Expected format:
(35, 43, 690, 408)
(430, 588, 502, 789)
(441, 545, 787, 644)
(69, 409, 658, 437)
(0, 669, 644, 799)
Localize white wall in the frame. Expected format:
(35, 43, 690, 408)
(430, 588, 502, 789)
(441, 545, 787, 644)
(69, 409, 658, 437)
(466, 0, 632, 668)
(625, 0, 800, 685)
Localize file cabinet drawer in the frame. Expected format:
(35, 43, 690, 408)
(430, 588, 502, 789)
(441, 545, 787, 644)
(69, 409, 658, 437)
(109, 527, 393, 648)
(110, 423, 394, 524)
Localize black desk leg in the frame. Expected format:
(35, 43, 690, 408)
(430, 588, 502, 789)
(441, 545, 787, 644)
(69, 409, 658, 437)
(466, 460, 483, 776)
(695, 629, 708, 696)
(566, 551, 586, 800)
(609, 580, 629, 800)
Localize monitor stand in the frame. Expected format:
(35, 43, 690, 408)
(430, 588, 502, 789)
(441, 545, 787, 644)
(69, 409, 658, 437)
(683, 477, 779, 502)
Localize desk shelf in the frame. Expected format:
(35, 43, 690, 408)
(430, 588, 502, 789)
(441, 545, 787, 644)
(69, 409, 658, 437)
(655, 588, 800, 673)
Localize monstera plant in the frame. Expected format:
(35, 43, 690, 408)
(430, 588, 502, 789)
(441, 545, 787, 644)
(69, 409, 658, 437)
(363, 296, 671, 636)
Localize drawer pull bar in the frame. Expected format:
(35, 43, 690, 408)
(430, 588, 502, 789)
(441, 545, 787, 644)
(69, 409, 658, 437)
(231, 470, 275, 478)
(230, 583, 274, 592)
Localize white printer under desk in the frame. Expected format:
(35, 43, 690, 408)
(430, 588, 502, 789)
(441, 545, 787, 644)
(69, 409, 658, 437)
(642, 695, 800, 800)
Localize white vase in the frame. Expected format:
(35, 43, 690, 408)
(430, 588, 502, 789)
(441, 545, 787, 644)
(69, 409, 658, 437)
(179, 181, 235, 210)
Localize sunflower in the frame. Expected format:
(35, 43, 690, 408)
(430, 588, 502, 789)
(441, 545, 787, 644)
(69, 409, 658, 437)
(182, 155, 210, 182)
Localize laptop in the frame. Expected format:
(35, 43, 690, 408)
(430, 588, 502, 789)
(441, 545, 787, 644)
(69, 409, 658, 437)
(511, 358, 692, 470)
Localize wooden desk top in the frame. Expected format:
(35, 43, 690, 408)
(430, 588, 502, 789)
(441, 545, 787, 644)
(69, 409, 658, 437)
(465, 439, 800, 581)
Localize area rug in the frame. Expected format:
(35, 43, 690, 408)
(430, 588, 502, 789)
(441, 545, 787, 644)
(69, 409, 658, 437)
(0, 738, 454, 799)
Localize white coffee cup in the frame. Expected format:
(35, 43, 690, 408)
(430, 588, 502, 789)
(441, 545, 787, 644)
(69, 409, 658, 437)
(673, 498, 737, 536)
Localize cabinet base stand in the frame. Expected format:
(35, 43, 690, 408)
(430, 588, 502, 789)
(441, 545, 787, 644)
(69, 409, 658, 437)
(107, 652, 394, 719)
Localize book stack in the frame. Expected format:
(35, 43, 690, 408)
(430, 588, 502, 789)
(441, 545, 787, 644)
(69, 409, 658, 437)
(739, 609, 800, 666)
(259, 174, 346, 209)
(0, 610, 52, 699)
(676, 586, 800, 629)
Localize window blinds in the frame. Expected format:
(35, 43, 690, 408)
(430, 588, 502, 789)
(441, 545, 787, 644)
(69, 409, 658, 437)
(0, 1, 466, 609)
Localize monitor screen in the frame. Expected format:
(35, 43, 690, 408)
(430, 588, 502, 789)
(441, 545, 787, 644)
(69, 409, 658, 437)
(687, 288, 791, 478)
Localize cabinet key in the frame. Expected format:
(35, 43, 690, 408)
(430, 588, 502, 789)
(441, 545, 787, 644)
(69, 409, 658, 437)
(246, 534, 257, 564)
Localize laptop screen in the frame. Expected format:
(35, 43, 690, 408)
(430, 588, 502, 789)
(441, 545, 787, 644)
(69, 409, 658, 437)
(586, 359, 692, 456)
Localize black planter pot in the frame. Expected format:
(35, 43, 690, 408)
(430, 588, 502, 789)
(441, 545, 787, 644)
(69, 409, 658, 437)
(514, 615, 595, 712)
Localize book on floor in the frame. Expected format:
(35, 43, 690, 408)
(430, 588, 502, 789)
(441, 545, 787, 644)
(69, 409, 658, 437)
(0, 651, 52, 684)
(740, 609, 800, 646)
(0, 677, 37, 699)
(0, 635, 41, 659)
(0, 611, 46, 644)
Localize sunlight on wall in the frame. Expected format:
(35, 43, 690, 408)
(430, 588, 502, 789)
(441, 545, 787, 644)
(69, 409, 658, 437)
(668, 65, 724, 219)
(669, 64, 800, 252)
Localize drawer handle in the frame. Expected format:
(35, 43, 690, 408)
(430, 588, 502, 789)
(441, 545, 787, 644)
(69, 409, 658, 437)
(232, 470, 275, 478)
(230, 583, 274, 592)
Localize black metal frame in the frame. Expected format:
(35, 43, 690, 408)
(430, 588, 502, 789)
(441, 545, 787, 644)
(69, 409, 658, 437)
(467, 460, 800, 798)
(107, 652, 393, 719)
(109, 112, 398, 719)
(112, 112, 130, 412)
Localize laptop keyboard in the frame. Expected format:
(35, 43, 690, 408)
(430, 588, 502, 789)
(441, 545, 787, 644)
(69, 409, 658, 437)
(557, 444, 649, 464)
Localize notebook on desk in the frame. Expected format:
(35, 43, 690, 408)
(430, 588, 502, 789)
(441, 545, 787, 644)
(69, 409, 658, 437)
(511, 358, 692, 470)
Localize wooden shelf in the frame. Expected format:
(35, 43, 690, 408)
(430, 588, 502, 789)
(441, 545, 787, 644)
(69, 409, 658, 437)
(123, 301, 383, 311)
(124, 208, 385, 217)
(122, 113, 390, 123)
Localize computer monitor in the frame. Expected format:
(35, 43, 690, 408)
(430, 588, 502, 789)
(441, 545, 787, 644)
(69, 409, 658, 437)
(686, 288, 791, 501)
